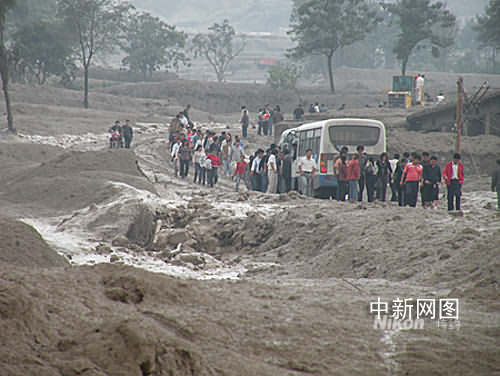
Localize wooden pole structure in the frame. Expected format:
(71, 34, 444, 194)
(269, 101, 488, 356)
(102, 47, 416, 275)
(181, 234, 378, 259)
(456, 77, 464, 154)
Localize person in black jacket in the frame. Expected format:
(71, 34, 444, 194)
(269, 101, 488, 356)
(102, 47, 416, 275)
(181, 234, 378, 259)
(376, 152, 392, 201)
(422, 156, 441, 208)
(393, 157, 407, 207)
(121, 120, 134, 149)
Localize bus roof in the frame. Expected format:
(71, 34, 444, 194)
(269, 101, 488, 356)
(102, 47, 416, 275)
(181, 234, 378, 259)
(294, 118, 385, 132)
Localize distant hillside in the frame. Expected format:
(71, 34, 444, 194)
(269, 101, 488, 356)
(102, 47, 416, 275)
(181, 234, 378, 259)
(130, 0, 292, 32)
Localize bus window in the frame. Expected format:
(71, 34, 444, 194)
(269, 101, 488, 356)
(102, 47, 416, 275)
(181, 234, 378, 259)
(298, 129, 321, 160)
(328, 125, 380, 146)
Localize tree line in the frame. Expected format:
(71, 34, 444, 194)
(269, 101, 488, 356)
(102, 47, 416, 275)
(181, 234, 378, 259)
(1, 0, 499, 132)
(0, 0, 244, 132)
(286, 0, 500, 93)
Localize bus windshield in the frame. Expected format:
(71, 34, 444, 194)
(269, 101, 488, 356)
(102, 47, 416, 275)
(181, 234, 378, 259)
(328, 125, 381, 146)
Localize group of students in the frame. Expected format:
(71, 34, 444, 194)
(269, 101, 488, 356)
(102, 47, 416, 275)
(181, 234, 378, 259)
(337, 146, 465, 211)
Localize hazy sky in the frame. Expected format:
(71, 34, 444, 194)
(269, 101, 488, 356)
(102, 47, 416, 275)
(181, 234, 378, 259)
(130, 0, 489, 33)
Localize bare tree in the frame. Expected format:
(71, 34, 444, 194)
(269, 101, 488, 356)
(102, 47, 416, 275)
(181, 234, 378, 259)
(192, 20, 245, 83)
(0, 0, 16, 132)
(58, 0, 132, 108)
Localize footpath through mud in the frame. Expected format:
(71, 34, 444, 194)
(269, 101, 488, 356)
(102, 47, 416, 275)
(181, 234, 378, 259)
(0, 122, 498, 375)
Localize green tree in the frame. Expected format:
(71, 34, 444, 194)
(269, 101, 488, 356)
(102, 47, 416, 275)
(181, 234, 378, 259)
(58, 0, 133, 108)
(12, 20, 74, 84)
(8, 0, 57, 28)
(267, 64, 301, 90)
(383, 0, 456, 76)
(121, 12, 188, 79)
(287, 0, 379, 93)
(0, 0, 16, 132)
(475, 0, 500, 72)
(192, 20, 245, 83)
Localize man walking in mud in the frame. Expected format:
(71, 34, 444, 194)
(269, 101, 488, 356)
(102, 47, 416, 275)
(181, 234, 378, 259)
(122, 120, 133, 149)
(442, 153, 464, 212)
(492, 159, 500, 211)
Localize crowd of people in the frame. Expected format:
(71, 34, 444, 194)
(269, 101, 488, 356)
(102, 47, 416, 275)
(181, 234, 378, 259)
(150, 103, 500, 212)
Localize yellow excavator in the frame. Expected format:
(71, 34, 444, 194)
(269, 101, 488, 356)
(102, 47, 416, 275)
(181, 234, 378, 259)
(388, 75, 419, 109)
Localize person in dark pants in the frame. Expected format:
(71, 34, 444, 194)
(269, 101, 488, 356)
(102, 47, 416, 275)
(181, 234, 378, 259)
(357, 145, 367, 201)
(178, 140, 192, 178)
(442, 153, 464, 211)
(393, 157, 407, 207)
(365, 158, 377, 202)
(389, 153, 400, 202)
(419, 152, 430, 206)
(250, 149, 265, 192)
(121, 120, 133, 148)
(337, 155, 349, 201)
(422, 156, 441, 209)
(401, 155, 423, 207)
(281, 149, 292, 193)
(376, 152, 392, 201)
(240, 107, 249, 139)
(491, 159, 500, 211)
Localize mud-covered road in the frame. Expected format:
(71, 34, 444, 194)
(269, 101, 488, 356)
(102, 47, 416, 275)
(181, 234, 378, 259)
(0, 119, 499, 376)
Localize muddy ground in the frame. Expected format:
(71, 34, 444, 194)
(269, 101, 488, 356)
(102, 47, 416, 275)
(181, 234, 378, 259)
(0, 78, 499, 375)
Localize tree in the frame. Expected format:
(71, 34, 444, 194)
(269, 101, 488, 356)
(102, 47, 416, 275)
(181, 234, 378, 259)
(192, 20, 245, 83)
(475, 0, 500, 72)
(0, 0, 16, 132)
(287, 0, 379, 93)
(267, 64, 301, 90)
(121, 12, 188, 79)
(12, 20, 74, 84)
(383, 0, 456, 76)
(58, 0, 133, 108)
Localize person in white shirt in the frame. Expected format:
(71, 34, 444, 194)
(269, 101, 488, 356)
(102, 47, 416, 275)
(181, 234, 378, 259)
(436, 92, 445, 104)
(179, 113, 189, 128)
(298, 149, 317, 197)
(171, 139, 182, 177)
(193, 145, 206, 185)
(416, 74, 425, 105)
(267, 150, 278, 194)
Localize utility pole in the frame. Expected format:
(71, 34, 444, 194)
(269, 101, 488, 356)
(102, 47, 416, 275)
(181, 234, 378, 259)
(456, 77, 464, 154)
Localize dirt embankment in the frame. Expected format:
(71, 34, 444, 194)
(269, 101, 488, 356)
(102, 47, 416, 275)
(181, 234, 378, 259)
(0, 262, 386, 376)
(0, 147, 155, 216)
(2, 260, 497, 376)
(0, 217, 68, 268)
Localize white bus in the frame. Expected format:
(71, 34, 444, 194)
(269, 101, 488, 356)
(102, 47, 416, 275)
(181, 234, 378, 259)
(279, 118, 386, 198)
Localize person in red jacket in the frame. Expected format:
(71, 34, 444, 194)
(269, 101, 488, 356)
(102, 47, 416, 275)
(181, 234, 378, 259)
(206, 145, 221, 188)
(347, 154, 361, 202)
(401, 153, 423, 207)
(442, 153, 465, 211)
